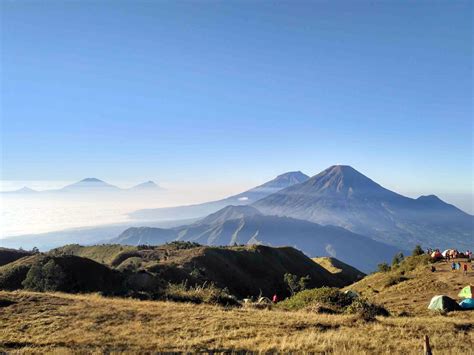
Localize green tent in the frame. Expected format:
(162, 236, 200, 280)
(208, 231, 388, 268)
(458, 285, 473, 299)
(428, 295, 461, 312)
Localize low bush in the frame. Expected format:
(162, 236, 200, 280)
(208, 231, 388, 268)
(398, 254, 431, 272)
(377, 263, 391, 273)
(345, 298, 390, 321)
(277, 287, 353, 311)
(166, 241, 201, 250)
(164, 281, 239, 306)
(278, 287, 389, 320)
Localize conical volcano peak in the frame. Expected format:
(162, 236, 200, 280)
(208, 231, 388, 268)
(282, 165, 394, 199)
(79, 178, 105, 183)
(275, 171, 308, 180)
(255, 171, 309, 190)
(130, 180, 161, 190)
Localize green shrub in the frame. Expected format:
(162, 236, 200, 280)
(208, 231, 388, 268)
(283, 273, 311, 295)
(345, 298, 390, 321)
(377, 263, 391, 273)
(164, 282, 239, 306)
(412, 245, 424, 256)
(277, 287, 353, 311)
(22, 259, 66, 292)
(391, 252, 404, 268)
(166, 241, 201, 250)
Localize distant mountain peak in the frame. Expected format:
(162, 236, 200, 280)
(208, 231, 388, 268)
(130, 181, 161, 190)
(275, 171, 308, 179)
(61, 177, 119, 191)
(252, 171, 309, 191)
(11, 186, 38, 193)
(306, 165, 385, 195)
(79, 178, 105, 183)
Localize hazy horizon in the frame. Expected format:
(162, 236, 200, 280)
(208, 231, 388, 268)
(1, 165, 472, 239)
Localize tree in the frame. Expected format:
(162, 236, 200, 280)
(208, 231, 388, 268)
(31, 247, 40, 254)
(284, 273, 312, 295)
(391, 252, 404, 267)
(298, 275, 311, 292)
(22, 259, 66, 292)
(377, 263, 391, 273)
(284, 273, 299, 295)
(412, 245, 424, 256)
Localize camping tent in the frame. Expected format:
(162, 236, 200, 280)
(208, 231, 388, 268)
(441, 249, 452, 257)
(458, 285, 474, 299)
(428, 295, 461, 312)
(459, 298, 474, 310)
(344, 290, 360, 299)
(431, 251, 442, 259)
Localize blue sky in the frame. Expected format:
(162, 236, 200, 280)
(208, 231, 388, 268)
(1, 1, 472, 207)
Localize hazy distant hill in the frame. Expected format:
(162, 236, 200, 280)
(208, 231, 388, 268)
(129, 181, 162, 191)
(112, 205, 402, 273)
(1, 178, 162, 195)
(253, 165, 473, 250)
(2, 187, 38, 194)
(129, 171, 309, 221)
(50, 178, 121, 193)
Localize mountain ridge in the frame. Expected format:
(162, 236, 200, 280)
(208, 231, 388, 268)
(129, 171, 310, 221)
(253, 165, 473, 249)
(111, 205, 404, 273)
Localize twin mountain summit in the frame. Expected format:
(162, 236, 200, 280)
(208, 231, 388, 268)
(9, 165, 473, 273)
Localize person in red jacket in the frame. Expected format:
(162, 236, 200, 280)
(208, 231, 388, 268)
(463, 263, 468, 275)
(272, 294, 278, 303)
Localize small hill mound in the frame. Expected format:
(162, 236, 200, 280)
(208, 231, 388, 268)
(0, 247, 33, 267)
(46, 243, 352, 298)
(312, 257, 365, 285)
(0, 254, 124, 294)
(158, 244, 344, 298)
(344, 254, 473, 315)
(0, 255, 41, 290)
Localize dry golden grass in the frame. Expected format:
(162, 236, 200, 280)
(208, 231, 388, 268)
(346, 258, 474, 315)
(0, 290, 472, 354)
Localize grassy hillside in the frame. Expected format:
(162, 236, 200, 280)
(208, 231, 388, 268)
(0, 248, 33, 267)
(0, 255, 40, 290)
(1, 243, 352, 299)
(49, 244, 136, 265)
(47, 243, 348, 297)
(344, 255, 474, 315)
(312, 257, 365, 285)
(0, 290, 472, 353)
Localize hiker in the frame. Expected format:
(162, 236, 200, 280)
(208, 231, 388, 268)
(430, 265, 436, 272)
(272, 294, 278, 303)
(463, 263, 468, 275)
(457, 262, 461, 271)
(451, 261, 456, 271)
